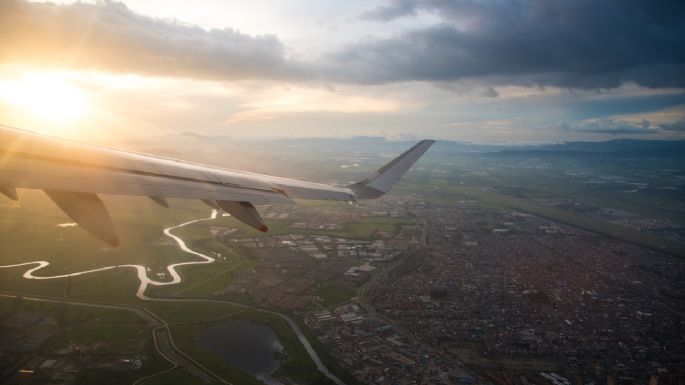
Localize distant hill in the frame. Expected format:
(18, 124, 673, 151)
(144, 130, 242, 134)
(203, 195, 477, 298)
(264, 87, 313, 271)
(494, 139, 685, 158)
(125, 133, 685, 159)
(264, 137, 509, 154)
(531, 139, 685, 152)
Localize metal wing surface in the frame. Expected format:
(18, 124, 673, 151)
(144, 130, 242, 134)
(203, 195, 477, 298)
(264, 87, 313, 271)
(0, 124, 434, 245)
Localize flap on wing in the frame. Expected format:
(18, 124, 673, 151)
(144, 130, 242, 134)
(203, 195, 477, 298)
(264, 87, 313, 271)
(149, 196, 170, 208)
(202, 199, 221, 209)
(0, 186, 18, 201)
(217, 200, 268, 233)
(44, 190, 119, 247)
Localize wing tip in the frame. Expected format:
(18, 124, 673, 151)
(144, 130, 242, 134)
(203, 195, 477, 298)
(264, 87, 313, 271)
(348, 139, 435, 199)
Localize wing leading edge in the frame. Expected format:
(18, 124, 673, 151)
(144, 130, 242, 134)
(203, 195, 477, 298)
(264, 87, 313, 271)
(0, 124, 434, 245)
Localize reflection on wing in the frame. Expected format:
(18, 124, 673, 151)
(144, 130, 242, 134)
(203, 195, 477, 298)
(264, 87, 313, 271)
(0, 124, 434, 245)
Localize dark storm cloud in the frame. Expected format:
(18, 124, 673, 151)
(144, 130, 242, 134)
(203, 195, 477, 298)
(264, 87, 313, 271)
(1, 0, 683, 90)
(348, 0, 685, 88)
(360, 0, 420, 22)
(0, 0, 303, 80)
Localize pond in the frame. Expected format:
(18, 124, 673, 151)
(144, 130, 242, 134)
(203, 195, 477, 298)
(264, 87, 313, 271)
(197, 319, 284, 382)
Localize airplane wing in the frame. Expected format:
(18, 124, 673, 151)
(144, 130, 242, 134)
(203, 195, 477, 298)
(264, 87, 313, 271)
(0, 124, 434, 246)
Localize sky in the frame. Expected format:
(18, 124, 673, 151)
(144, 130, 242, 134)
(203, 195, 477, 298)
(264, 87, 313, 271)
(0, 0, 683, 143)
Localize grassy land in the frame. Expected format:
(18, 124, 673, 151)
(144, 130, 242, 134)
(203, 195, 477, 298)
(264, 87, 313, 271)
(339, 217, 411, 239)
(0, 296, 172, 385)
(138, 368, 211, 385)
(176, 214, 412, 240)
(423, 184, 685, 258)
(0, 295, 142, 325)
(0, 267, 142, 303)
(0, 190, 210, 272)
(315, 285, 355, 307)
(47, 324, 143, 350)
(142, 300, 244, 324)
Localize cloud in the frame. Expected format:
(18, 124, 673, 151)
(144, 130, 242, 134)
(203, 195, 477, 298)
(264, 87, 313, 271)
(1, 0, 683, 91)
(224, 86, 402, 125)
(658, 118, 685, 132)
(0, 0, 302, 80)
(558, 116, 685, 135)
(360, 0, 420, 22)
(560, 118, 654, 135)
(345, 0, 685, 88)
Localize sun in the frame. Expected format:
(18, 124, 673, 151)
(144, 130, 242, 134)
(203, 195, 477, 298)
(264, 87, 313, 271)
(0, 72, 89, 125)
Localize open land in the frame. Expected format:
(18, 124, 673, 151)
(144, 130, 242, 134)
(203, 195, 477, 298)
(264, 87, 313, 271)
(1, 141, 684, 385)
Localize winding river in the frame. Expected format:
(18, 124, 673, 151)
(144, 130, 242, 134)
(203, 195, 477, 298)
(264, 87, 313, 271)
(0, 209, 346, 385)
(0, 210, 218, 300)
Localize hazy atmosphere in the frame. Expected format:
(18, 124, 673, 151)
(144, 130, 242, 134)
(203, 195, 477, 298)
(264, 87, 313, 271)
(2, 2, 685, 385)
(1, 0, 683, 143)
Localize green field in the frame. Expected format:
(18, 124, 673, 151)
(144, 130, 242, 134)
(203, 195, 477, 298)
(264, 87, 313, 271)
(0, 190, 210, 272)
(315, 285, 355, 307)
(422, 184, 685, 258)
(138, 368, 208, 385)
(173, 212, 411, 241)
(390, 153, 684, 259)
(0, 296, 172, 385)
(0, 267, 142, 303)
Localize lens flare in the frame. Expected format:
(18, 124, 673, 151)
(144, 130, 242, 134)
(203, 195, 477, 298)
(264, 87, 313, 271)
(0, 72, 88, 125)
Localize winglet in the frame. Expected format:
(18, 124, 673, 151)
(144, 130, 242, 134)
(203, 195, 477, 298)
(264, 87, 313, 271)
(348, 139, 435, 199)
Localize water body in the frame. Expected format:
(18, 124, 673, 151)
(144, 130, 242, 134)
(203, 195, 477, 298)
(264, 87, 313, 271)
(197, 319, 284, 383)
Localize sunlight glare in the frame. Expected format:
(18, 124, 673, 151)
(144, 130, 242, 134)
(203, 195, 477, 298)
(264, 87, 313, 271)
(0, 72, 89, 125)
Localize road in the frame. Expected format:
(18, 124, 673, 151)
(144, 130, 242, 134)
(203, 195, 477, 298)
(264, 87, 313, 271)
(153, 327, 215, 384)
